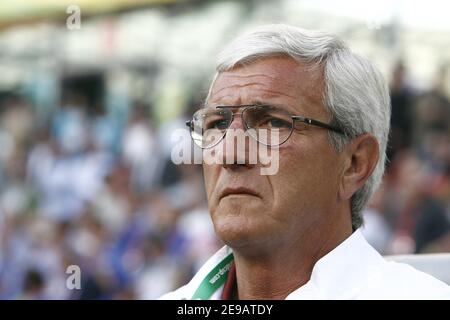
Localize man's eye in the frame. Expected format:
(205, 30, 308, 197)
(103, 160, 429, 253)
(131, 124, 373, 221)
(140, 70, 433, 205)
(207, 119, 228, 130)
(263, 117, 291, 129)
(215, 120, 229, 130)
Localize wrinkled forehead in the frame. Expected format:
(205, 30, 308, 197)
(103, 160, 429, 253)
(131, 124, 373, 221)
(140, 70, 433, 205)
(206, 57, 326, 111)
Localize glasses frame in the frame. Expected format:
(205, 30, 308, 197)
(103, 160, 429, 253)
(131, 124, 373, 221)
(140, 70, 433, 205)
(186, 104, 344, 149)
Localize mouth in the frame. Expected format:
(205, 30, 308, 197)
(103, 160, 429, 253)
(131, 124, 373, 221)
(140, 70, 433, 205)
(219, 187, 260, 200)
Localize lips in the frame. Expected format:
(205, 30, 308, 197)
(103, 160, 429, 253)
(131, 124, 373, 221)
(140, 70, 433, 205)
(219, 187, 260, 200)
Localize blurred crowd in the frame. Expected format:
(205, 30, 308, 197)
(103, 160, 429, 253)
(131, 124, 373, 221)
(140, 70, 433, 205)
(0, 62, 450, 299)
(361, 63, 450, 255)
(0, 92, 220, 299)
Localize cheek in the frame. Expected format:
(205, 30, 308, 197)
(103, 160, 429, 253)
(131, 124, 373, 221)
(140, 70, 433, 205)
(202, 164, 214, 195)
(203, 164, 220, 205)
(272, 138, 339, 211)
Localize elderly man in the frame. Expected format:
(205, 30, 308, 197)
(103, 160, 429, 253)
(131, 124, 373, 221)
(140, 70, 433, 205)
(161, 24, 450, 299)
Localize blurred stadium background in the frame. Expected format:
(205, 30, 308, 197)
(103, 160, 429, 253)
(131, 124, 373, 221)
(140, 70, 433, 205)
(0, 0, 449, 299)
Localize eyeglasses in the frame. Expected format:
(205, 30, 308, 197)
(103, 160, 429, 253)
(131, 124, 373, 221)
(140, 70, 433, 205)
(186, 104, 344, 149)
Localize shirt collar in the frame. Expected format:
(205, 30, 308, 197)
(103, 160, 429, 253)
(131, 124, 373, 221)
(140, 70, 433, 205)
(183, 246, 233, 299)
(185, 229, 383, 299)
(286, 229, 384, 299)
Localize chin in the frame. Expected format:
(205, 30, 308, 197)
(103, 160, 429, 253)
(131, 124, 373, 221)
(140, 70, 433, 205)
(214, 223, 253, 248)
(210, 196, 273, 246)
(211, 209, 270, 249)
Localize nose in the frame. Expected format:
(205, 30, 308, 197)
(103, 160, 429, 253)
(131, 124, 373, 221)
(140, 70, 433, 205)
(218, 113, 256, 170)
(228, 112, 245, 130)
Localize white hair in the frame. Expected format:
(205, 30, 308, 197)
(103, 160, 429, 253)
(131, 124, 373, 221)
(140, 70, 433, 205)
(208, 24, 391, 229)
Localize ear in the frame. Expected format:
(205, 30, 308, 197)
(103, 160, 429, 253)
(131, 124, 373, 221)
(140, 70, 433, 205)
(338, 133, 379, 202)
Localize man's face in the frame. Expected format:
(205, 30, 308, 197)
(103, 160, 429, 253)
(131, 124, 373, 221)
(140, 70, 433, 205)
(203, 56, 344, 250)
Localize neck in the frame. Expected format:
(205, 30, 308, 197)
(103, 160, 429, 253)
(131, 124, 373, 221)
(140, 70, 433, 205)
(231, 219, 352, 300)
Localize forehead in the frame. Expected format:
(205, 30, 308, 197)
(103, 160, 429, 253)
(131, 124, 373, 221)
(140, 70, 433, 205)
(209, 56, 325, 114)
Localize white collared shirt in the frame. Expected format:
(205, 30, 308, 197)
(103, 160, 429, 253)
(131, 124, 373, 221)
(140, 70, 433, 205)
(160, 230, 450, 299)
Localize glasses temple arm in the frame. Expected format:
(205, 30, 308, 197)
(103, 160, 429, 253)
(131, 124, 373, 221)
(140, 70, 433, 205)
(292, 116, 344, 134)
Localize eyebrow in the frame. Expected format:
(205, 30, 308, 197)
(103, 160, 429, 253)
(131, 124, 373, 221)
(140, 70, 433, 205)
(246, 100, 300, 115)
(251, 99, 287, 109)
(206, 99, 291, 108)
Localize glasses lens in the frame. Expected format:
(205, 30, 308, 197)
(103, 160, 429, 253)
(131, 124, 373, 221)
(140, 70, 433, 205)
(243, 106, 293, 146)
(190, 108, 231, 148)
